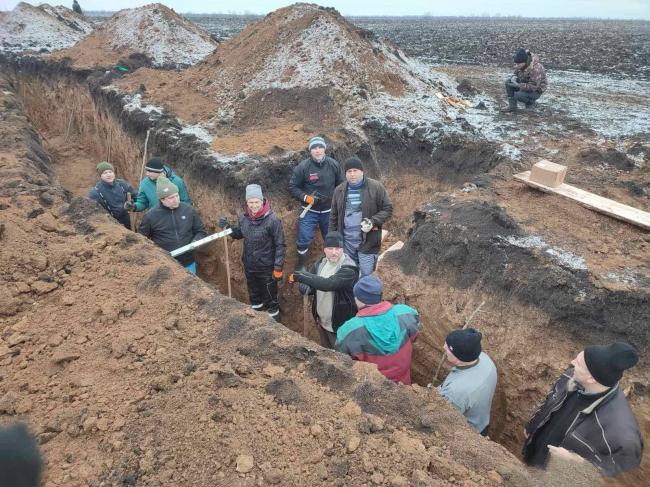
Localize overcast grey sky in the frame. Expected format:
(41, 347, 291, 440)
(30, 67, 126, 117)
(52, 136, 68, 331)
(2, 0, 649, 19)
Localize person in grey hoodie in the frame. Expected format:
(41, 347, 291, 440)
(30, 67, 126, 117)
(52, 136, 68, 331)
(437, 328, 497, 436)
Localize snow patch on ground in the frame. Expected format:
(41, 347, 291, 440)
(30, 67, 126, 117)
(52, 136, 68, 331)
(504, 235, 588, 271)
(180, 124, 213, 144)
(0, 2, 93, 53)
(123, 93, 163, 115)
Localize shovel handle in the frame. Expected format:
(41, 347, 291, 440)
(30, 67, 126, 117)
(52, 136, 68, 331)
(300, 203, 313, 219)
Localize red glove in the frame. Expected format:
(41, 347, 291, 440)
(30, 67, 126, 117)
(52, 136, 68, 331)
(273, 270, 283, 282)
(304, 195, 315, 206)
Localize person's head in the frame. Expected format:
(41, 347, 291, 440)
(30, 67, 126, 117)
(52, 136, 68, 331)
(353, 275, 383, 308)
(344, 158, 364, 185)
(96, 161, 115, 184)
(445, 328, 482, 365)
(145, 157, 165, 180)
(323, 231, 344, 263)
(156, 176, 180, 209)
(245, 184, 264, 213)
(574, 342, 638, 391)
(513, 48, 528, 69)
(308, 136, 326, 161)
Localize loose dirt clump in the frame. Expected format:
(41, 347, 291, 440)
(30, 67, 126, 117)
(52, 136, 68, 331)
(52, 3, 218, 69)
(0, 2, 93, 54)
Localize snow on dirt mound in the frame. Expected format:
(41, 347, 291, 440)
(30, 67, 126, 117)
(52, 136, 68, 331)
(54, 3, 217, 68)
(0, 2, 93, 53)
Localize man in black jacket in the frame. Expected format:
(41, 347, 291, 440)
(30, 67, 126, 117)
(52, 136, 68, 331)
(289, 136, 344, 271)
(88, 161, 137, 229)
(523, 342, 642, 477)
(219, 184, 286, 321)
(291, 231, 358, 348)
(329, 158, 393, 276)
(139, 176, 206, 274)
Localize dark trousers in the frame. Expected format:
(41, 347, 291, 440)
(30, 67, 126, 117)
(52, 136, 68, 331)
(297, 210, 330, 252)
(245, 269, 278, 312)
(317, 322, 337, 349)
(115, 212, 131, 230)
(505, 82, 541, 106)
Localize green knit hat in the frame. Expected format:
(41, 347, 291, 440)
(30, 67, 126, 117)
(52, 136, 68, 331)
(96, 161, 114, 175)
(156, 176, 179, 199)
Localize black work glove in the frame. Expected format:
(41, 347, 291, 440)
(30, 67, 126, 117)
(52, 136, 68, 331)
(218, 216, 230, 229)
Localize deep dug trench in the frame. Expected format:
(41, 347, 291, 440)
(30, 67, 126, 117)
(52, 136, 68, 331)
(7, 62, 648, 485)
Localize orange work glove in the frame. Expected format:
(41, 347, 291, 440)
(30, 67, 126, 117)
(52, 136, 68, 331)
(273, 270, 283, 282)
(288, 273, 295, 283)
(303, 195, 315, 206)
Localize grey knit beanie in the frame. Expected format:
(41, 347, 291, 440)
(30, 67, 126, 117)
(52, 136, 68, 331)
(245, 184, 263, 201)
(308, 136, 326, 151)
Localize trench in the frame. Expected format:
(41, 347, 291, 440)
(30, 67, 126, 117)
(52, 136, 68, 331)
(11, 69, 647, 486)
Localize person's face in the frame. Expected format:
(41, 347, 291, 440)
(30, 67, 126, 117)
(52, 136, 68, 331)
(146, 170, 162, 181)
(515, 62, 526, 70)
(346, 168, 363, 185)
(310, 146, 325, 160)
(324, 246, 343, 263)
(100, 170, 115, 184)
(571, 351, 596, 387)
(161, 193, 180, 209)
(247, 198, 263, 213)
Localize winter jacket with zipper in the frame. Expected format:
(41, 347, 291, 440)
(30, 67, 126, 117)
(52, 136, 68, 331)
(336, 302, 420, 384)
(289, 156, 344, 212)
(514, 52, 548, 93)
(134, 166, 191, 212)
(138, 202, 206, 266)
(88, 179, 136, 222)
(298, 254, 359, 332)
(230, 205, 286, 272)
(523, 368, 642, 477)
(329, 177, 393, 254)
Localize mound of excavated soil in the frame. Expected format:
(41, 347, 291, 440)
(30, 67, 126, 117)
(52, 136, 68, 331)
(116, 3, 473, 155)
(53, 3, 217, 68)
(0, 2, 93, 53)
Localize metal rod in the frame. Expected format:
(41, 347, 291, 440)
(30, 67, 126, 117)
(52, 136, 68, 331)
(170, 228, 232, 257)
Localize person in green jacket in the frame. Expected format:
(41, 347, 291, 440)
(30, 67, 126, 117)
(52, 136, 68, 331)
(125, 157, 191, 212)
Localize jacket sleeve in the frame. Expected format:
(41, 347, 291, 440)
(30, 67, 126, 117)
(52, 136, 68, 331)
(329, 185, 341, 231)
(298, 262, 319, 296)
(519, 64, 544, 92)
(229, 216, 244, 240)
(134, 181, 149, 212)
(177, 177, 192, 205)
(437, 382, 469, 414)
(297, 265, 357, 292)
(88, 186, 99, 201)
(334, 159, 345, 186)
(271, 218, 286, 270)
(191, 208, 207, 241)
(289, 162, 307, 203)
(138, 213, 152, 238)
(371, 185, 393, 226)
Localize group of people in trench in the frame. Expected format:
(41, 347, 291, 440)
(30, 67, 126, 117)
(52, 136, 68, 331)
(87, 128, 642, 478)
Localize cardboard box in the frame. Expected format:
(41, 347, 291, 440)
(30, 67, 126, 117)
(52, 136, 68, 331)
(529, 160, 567, 188)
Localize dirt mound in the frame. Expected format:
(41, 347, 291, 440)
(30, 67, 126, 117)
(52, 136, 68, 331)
(52, 3, 217, 68)
(115, 3, 475, 155)
(0, 2, 93, 53)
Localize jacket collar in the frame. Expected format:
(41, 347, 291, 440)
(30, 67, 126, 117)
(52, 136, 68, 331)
(567, 377, 618, 415)
(357, 301, 392, 317)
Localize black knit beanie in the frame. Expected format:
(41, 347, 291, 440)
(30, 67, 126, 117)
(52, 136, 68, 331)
(513, 48, 528, 64)
(324, 231, 343, 249)
(145, 157, 165, 173)
(446, 328, 482, 362)
(344, 158, 364, 172)
(584, 342, 638, 387)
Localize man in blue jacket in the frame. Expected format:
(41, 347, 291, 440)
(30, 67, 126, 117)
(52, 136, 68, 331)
(88, 161, 137, 229)
(127, 157, 191, 213)
(289, 136, 343, 271)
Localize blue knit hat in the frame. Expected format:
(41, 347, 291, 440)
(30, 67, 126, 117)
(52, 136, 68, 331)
(353, 276, 383, 305)
(308, 136, 326, 151)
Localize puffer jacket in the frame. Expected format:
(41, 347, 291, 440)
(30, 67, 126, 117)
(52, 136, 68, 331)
(138, 202, 206, 266)
(329, 177, 393, 254)
(515, 52, 548, 93)
(134, 166, 191, 212)
(523, 368, 643, 477)
(289, 156, 344, 212)
(230, 202, 286, 272)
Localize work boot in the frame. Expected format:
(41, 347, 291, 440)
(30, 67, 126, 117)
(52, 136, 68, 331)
(500, 97, 518, 113)
(296, 249, 308, 272)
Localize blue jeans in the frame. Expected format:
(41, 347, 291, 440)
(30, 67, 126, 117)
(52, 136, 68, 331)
(185, 261, 197, 274)
(297, 210, 330, 252)
(505, 81, 541, 106)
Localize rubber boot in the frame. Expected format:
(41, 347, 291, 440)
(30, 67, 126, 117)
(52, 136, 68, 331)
(296, 249, 308, 272)
(500, 97, 518, 113)
(267, 307, 280, 322)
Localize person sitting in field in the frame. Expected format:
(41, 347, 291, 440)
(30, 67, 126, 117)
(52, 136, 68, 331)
(501, 47, 547, 113)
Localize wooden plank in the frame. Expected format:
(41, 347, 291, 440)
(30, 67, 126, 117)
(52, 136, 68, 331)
(514, 171, 650, 230)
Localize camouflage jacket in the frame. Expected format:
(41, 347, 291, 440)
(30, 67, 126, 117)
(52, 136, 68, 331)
(515, 53, 547, 93)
